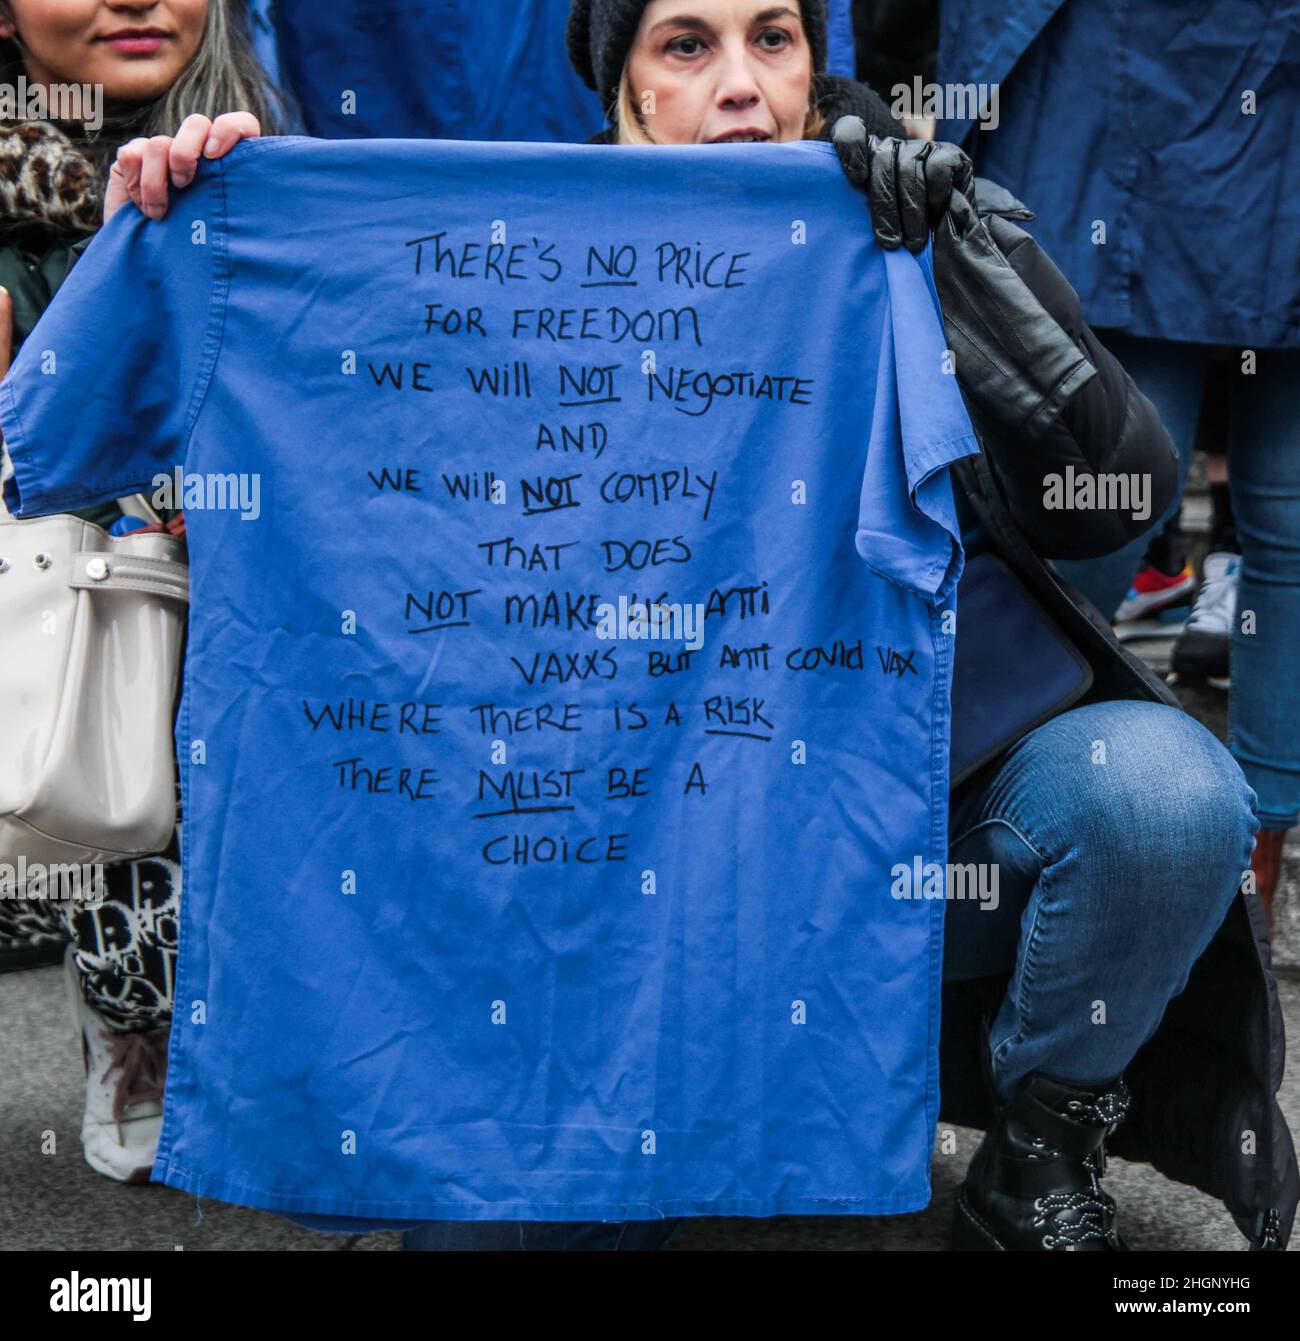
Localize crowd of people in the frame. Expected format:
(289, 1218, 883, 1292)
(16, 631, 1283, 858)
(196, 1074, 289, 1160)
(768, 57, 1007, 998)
(0, 0, 1296, 1252)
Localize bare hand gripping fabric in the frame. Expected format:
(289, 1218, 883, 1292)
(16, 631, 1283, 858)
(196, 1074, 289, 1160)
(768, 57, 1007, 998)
(0, 137, 978, 1222)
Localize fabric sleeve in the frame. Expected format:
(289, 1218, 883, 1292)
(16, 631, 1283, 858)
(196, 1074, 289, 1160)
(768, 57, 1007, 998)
(854, 244, 980, 604)
(0, 163, 226, 518)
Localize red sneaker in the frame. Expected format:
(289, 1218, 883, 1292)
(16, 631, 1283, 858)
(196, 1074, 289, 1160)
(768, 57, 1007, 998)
(1114, 562, 1195, 623)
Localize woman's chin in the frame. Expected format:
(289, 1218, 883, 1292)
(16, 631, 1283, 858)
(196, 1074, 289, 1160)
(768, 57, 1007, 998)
(97, 66, 188, 106)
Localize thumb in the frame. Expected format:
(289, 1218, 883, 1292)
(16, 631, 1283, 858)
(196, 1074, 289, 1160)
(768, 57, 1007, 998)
(0, 286, 12, 383)
(0, 286, 12, 381)
(103, 160, 130, 224)
(831, 115, 870, 187)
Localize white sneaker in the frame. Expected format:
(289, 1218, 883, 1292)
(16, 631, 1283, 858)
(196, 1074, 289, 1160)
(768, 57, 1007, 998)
(63, 946, 168, 1183)
(1171, 551, 1240, 691)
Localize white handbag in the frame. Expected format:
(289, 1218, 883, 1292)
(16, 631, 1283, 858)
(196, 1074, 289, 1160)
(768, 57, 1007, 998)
(0, 505, 189, 893)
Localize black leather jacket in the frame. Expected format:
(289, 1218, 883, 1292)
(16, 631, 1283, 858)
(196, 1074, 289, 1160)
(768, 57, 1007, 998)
(936, 177, 1182, 711)
(931, 178, 1296, 1252)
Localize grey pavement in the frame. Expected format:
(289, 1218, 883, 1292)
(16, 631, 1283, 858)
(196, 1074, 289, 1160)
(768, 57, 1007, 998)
(3, 958, 1296, 1251)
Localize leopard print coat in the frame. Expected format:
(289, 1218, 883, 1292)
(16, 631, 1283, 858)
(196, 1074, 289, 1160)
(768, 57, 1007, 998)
(0, 118, 101, 240)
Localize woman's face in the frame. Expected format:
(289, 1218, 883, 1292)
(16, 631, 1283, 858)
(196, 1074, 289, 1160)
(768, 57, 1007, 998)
(626, 0, 814, 144)
(0, 0, 207, 102)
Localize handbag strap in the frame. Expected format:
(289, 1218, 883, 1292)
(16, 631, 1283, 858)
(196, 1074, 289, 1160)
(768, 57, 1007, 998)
(67, 550, 190, 603)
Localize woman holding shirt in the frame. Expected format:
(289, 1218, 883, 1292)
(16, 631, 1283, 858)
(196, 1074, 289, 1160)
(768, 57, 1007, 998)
(103, 0, 1294, 1250)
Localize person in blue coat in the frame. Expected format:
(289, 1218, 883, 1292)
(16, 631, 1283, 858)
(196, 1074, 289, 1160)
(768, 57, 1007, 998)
(251, 0, 858, 142)
(932, 0, 1300, 927)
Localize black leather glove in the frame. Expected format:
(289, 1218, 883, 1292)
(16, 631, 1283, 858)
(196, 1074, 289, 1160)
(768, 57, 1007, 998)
(832, 117, 974, 253)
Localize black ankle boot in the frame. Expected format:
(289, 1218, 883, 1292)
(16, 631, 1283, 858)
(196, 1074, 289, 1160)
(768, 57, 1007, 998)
(953, 1072, 1132, 1251)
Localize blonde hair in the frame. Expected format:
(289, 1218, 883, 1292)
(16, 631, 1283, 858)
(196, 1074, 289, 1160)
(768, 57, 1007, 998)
(614, 66, 826, 145)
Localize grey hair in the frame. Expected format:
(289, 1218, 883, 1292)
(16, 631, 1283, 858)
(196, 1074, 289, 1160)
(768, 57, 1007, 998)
(133, 0, 287, 137)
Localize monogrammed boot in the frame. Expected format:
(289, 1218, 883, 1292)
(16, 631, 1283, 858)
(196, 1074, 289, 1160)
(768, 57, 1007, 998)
(953, 1071, 1131, 1250)
(64, 946, 168, 1183)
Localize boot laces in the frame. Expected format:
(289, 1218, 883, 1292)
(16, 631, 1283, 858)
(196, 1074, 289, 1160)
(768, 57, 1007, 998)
(1065, 1079, 1132, 1128)
(99, 1027, 169, 1132)
(1029, 1083, 1129, 1249)
(1033, 1160, 1119, 1250)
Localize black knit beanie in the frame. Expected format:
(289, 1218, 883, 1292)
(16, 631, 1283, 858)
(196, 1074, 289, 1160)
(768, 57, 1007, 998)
(568, 0, 830, 108)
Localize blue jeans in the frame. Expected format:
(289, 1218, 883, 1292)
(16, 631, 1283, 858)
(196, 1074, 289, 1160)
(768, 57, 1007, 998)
(1054, 334, 1300, 828)
(943, 699, 1254, 1096)
(403, 698, 1255, 1250)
